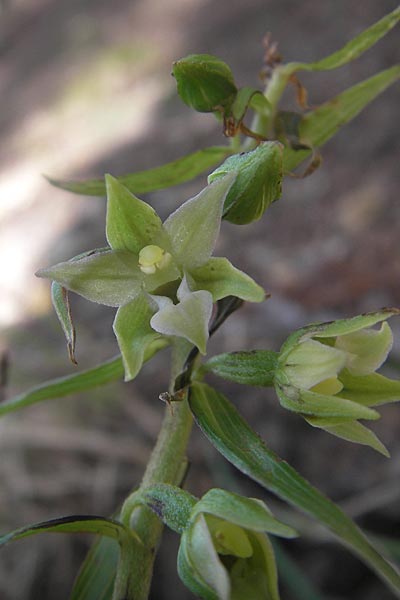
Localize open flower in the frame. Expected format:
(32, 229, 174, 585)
(274, 309, 400, 455)
(177, 488, 296, 600)
(37, 174, 264, 380)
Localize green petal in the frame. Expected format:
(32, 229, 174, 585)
(163, 173, 236, 269)
(275, 384, 379, 420)
(113, 293, 160, 381)
(306, 417, 389, 457)
(105, 174, 165, 253)
(36, 250, 143, 307)
(189, 257, 265, 302)
(150, 287, 213, 354)
(335, 322, 393, 375)
(338, 370, 400, 407)
(283, 339, 347, 389)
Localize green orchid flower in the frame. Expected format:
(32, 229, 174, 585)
(177, 488, 296, 600)
(275, 309, 400, 455)
(37, 173, 265, 380)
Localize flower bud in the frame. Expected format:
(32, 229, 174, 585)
(274, 309, 400, 455)
(172, 54, 237, 113)
(208, 142, 283, 224)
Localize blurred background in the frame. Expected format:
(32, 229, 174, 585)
(0, 0, 399, 598)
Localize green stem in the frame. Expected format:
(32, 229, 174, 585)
(113, 344, 194, 600)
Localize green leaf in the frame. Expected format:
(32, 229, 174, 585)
(105, 175, 164, 254)
(284, 7, 400, 74)
(113, 293, 160, 382)
(283, 66, 400, 173)
(164, 173, 236, 269)
(193, 489, 297, 538)
(0, 515, 134, 546)
(189, 257, 265, 303)
(209, 143, 283, 224)
(150, 288, 213, 354)
(189, 382, 400, 596)
(204, 350, 278, 387)
(46, 147, 231, 196)
(338, 370, 400, 407)
(51, 282, 77, 364)
(37, 250, 143, 307)
(0, 340, 167, 418)
(70, 536, 117, 600)
(173, 54, 237, 113)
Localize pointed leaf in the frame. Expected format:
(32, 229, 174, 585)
(46, 146, 231, 196)
(105, 175, 164, 253)
(51, 282, 77, 364)
(0, 515, 134, 546)
(113, 293, 160, 382)
(284, 67, 400, 172)
(70, 536, 117, 600)
(163, 173, 236, 269)
(284, 7, 400, 74)
(193, 489, 297, 538)
(204, 350, 278, 387)
(150, 290, 213, 353)
(37, 250, 142, 307)
(189, 257, 265, 302)
(0, 340, 168, 418)
(189, 382, 400, 595)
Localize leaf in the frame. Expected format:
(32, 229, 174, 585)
(204, 350, 278, 387)
(105, 175, 164, 254)
(189, 257, 265, 303)
(37, 250, 142, 307)
(283, 66, 400, 173)
(163, 173, 236, 269)
(70, 536, 117, 600)
(46, 146, 231, 196)
(0, 515, 134, 546)
(51, 282, 77, 364)
(189, 382, 400, 596)
(284, 7, 400, 74)
(113, 292, 159, 382)
(0, 339, 167, 417)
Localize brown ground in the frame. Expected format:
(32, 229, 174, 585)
(0, 1, 399, 598)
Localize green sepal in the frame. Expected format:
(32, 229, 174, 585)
(113, 292, 161, 381)
(188, 382, 400, 594)
(135, 484, 197, 534)
(338, 370, 400, 407)
(192, 489, 297, 539)
(306, 417, 389, 457)
(163, 172, 236, 269)
(208, 142, 282, 224)
(189, 257, 265, 302)
(275, 382, 379, 420)
(45, 146, 231, 197)
(173, 54, 237, 113)
(204, 350, 278, 387)
(178, 515, 231, 600)
(51, 282, 77, 364)
(105, 175, 164, 254)
(36, 250, 143, 307)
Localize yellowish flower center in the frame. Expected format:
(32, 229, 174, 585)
(138, 245, 171, 275)
(311, 376, 343, 395)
